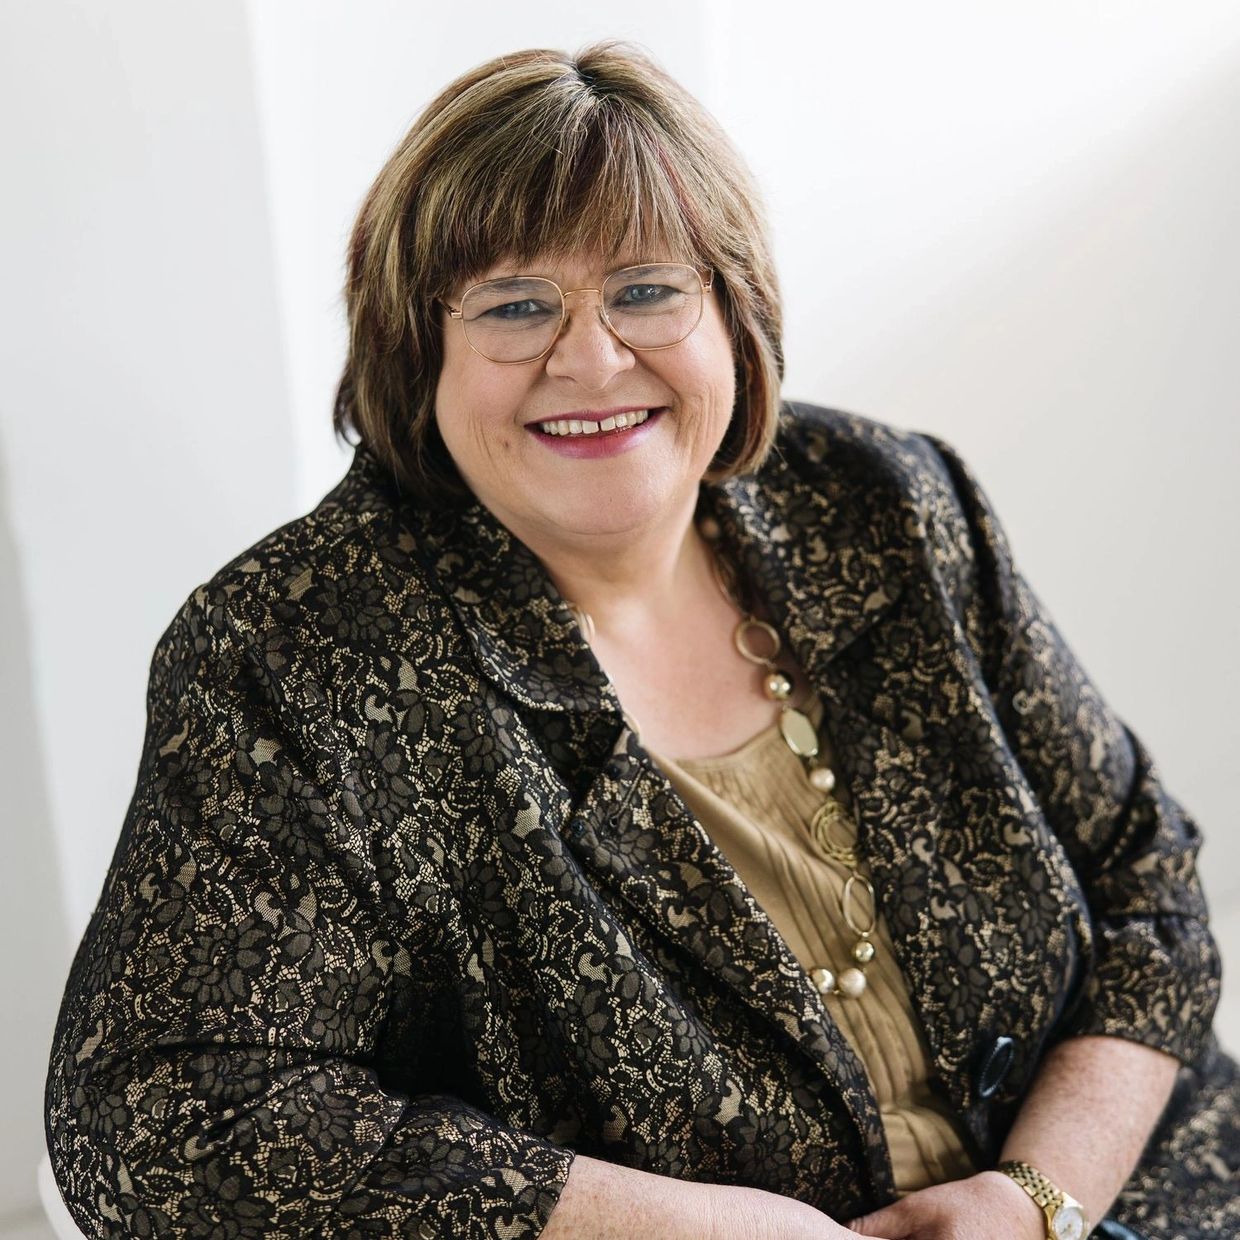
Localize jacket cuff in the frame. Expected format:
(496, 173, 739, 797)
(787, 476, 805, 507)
(1056, 913, 1221, 1068)
(355, 1097, 577, 1239)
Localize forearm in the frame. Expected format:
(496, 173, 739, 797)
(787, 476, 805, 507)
(998, 1034, 1180, 1225)
(540, 1152, 847, 1240)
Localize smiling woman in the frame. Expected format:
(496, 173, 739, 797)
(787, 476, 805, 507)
(45, 37, 1239, 1240)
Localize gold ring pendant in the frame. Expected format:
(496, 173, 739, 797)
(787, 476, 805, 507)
(842, 873, 878, 938)
(733, 617, 781, 665)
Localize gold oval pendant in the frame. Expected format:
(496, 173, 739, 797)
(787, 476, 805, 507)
(842, 873, 878, 937)
(779, 708, 819, 758)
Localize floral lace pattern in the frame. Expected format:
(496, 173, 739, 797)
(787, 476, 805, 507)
(45, 402, 1237, 1237)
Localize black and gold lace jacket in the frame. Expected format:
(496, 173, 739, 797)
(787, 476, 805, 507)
(46, 403, 1237, 1239)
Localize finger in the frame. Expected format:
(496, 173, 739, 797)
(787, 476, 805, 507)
(843, 1211, 906, 1237)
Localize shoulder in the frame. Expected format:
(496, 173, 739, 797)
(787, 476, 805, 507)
(761, 401, 990, 623)
(769, 399, 973, 530)
(155, 447, 430, 666)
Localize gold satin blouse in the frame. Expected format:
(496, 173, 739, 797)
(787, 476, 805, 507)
(648, 689, 978, 1196)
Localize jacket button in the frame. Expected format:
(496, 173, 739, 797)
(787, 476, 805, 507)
(974, 1034, 1015, 1100)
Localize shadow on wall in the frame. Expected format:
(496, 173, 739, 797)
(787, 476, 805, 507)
(0, 426, 74, 1232)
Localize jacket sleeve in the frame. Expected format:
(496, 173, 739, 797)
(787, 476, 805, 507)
(44, 586, 573, 1239)
(919, 432, 1221, 1070)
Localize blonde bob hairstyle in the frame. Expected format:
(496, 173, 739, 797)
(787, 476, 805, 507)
(333, 40, 785, 506)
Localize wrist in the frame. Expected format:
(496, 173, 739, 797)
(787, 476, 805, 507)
(716, 1182, 840, 1240)
(992, 1161, 1092, 1240)
(980, 1170, 1051, 1240)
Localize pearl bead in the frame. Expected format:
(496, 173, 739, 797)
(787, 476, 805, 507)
(809, 766, 836, 793)
(764, 671, 792, 700)
(698, 515, 721, 541)
(838, 968, 867, 998)
(810, 967, 836, 994)
(853, 940, 876, 964)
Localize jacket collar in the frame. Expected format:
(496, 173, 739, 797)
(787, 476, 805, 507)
(408, 493, 620, 716)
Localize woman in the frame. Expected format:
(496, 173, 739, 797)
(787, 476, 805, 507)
(45, 40, 1236, 1240)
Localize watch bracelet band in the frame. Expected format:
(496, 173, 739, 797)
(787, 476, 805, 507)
(996, 1159, 1091, 1235)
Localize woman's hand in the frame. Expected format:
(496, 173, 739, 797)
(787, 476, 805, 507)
(844, 1170, 1045, 1239)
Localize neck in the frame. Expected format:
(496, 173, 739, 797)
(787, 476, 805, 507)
(523, 493, 717, 638)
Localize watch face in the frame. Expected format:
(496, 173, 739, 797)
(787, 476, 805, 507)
(1052, 1204, 1087, 1240)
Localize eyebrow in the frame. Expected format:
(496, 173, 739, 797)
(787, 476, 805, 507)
(474, 258, 673, 284)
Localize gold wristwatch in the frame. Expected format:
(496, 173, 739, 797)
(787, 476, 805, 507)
(996, 1160, 1091, 1239)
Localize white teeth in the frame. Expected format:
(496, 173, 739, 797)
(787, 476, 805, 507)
(538, 409, 654, 436)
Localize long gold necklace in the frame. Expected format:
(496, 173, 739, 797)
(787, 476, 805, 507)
(565, 512, 879, 1001)
(698, 515, 879, 1000)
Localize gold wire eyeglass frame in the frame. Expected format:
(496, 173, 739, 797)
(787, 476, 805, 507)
(432, 263, 715, 365)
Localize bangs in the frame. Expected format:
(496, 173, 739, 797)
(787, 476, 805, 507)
(418, 84, 705, 295)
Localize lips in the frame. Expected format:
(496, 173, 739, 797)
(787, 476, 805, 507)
(528, 408, 666, 457)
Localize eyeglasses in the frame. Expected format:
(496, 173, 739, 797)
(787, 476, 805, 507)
(435, 262, 714, 364)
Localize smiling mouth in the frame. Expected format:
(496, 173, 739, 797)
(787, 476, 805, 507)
(533, 408, 663, 437)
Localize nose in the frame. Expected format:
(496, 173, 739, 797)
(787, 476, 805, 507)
(542, 290, 636, 387)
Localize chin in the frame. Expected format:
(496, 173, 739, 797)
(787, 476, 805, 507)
(545, 490, 672, 540)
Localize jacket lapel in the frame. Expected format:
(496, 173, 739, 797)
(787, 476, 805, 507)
(563, 722, 898, 1192)
(717, 430, 1000, 1122)
(411, 498, 619, 717)
(703, 439, 910, 676)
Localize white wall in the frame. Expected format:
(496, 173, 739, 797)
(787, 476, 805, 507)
(0, 1, 294, 1233)
(2, 2, 1237, 1233)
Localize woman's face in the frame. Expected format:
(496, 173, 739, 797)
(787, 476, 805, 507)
(433, 249, 737, 553)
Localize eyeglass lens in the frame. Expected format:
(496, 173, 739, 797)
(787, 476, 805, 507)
(458, 263, 705, 362)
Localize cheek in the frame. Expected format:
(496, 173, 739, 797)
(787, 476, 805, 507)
(435, 353, 526, 461)
(689, 305, 738, 403)
(490, 427, 518, 456)
(688, 344, 737, 428)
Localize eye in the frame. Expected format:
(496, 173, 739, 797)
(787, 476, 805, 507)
(480, 299, 557, 321)
(612, 282, 674, 307)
